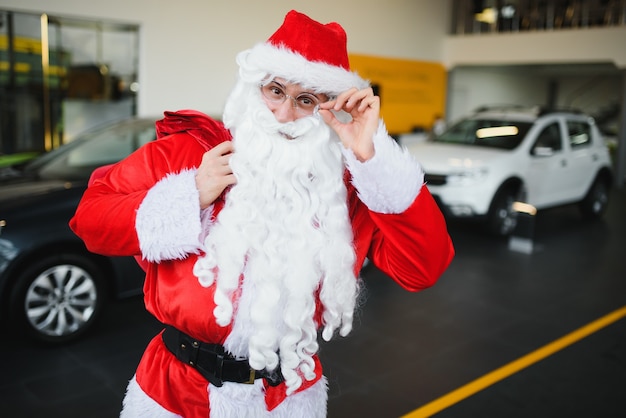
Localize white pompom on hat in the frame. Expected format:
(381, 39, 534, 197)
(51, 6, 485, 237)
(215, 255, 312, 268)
(236, 10, 369, 96)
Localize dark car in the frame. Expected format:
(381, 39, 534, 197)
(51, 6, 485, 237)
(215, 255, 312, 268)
(0, 117, 157, 344)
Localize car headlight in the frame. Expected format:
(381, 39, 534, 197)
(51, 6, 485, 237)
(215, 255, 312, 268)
(447, 167, 489, 186)
(0, 237, 18, 267)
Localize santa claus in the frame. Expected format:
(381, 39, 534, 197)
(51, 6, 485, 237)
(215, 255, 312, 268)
(70, 10, 454, 418)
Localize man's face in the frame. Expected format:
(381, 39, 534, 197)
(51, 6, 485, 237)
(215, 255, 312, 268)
(260, 77, 329, 125)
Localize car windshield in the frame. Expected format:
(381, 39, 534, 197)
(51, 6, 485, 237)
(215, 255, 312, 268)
(24, 119, 156, 181)
(433, 118, 532, 150)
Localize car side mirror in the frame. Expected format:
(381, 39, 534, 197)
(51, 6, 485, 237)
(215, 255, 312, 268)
(533, 146, 554, 157)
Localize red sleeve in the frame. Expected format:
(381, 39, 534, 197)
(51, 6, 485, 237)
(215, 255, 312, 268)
(354, 186, 454, 292)
(71, 138, 174, 256)
(70, 111, 231, 258)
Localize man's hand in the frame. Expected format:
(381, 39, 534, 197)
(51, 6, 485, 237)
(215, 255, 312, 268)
(195, 141, 237, 209)
(318, 87, 379, 162)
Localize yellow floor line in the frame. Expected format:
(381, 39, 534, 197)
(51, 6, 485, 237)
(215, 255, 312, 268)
(402, 305, 626, 418)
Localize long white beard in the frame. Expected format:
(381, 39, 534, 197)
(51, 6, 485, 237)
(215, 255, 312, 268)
(193, 81, 358, 394)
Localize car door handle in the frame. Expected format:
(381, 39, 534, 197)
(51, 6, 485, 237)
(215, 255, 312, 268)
(561, 159, 567, 167)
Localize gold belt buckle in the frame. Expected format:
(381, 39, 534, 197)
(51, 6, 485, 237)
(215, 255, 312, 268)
(245, 368, 256, 384)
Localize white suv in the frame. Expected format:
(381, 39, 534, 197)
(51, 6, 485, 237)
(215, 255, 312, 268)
(405, 106, 614, 236)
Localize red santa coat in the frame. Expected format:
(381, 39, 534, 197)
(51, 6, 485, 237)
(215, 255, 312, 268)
(70, 110, 454, 416)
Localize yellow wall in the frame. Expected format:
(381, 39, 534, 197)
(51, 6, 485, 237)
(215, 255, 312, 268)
(349, 54, 447, 135)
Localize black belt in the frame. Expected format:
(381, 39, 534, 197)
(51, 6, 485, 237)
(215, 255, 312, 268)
(161, 325, 283, 387)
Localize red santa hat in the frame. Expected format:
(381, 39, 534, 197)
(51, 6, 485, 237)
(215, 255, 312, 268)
(237, 10, 369, 96)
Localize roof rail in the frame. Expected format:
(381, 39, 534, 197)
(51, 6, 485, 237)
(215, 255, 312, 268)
(473, 104, 587, 116)
(473, 104, 528, 113)
(535, 106, 585, 116)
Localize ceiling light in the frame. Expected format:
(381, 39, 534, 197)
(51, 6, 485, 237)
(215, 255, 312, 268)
(475, 7, 498, 24)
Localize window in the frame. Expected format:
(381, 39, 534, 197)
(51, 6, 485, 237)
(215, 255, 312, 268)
(567, 121, 591, 148)
(0, 9, 139, 155)
(533, 123, 562, 152)
(434, 118, 531, 150)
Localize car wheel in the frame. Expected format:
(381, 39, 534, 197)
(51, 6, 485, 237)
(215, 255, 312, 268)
(579, 178, 610, 219)
(9, 254, 106, 344)
(487, 187, 519, 236)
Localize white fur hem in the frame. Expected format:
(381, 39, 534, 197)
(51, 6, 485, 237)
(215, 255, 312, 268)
(209, 377, 328, 418)
(136, 169, 203, 262)
(119, 374, 328, 417)
(120, 375, 180, 417)
(342, 121, 424, 214)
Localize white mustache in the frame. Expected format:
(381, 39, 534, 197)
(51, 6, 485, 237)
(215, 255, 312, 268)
(253, 106, 323, 140)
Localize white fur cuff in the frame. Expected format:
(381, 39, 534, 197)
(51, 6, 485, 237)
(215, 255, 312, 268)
(342, 121, 424, 214)
(136, 169, 203, 262)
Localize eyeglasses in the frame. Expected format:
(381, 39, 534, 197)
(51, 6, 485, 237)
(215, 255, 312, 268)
(260, 81, 326, 115)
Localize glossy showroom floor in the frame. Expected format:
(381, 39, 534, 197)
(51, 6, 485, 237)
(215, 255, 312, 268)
(2, 188, 625, 418)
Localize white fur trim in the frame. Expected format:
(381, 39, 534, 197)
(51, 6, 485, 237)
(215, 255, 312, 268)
(208, 377, 328, 418)
(136, 169, 203, 262)
(342, 121, 424, 214)
(120, 374, 328, 417)
(238, 43, 369, 96)
(120, 375, 180, 418)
